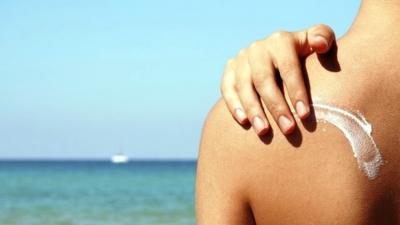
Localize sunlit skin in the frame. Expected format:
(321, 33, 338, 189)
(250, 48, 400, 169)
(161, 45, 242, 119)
(196, 0, 400, 224)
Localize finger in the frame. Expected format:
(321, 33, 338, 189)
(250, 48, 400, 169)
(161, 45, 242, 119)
(294, 24, 335, 56)
(251, 54, 296, 135)
(235, 50, 270, 135)
(221, 59, 248, 124)
(308, 24, 335, 53)
(273, 41, 311, 120)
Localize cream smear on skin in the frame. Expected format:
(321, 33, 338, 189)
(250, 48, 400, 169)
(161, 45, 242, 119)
(312, 103, 383, 180)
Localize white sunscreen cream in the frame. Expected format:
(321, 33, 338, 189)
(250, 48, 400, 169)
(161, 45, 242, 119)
(312, 103, 383, 180)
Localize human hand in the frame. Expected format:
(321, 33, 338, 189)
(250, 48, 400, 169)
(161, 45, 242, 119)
(221, 24, 335, 135)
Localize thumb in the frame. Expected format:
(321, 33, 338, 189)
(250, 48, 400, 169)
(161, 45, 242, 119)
(296, 24, 336, 57)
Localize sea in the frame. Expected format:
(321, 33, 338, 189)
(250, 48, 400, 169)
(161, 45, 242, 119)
(0, 160, 196, 225)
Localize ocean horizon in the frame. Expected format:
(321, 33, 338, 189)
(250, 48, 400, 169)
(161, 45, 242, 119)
(0, 160, 197, 225)
(0, 158, 197, 162)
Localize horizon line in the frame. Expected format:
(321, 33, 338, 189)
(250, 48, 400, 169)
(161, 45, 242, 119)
(0, 157, 197, 161)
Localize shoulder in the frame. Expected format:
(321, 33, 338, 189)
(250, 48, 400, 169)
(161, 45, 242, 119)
(198, 98, 255, 193)
(198, 98, 376, 224)
(199, 97, 356, 172)
(200, 99, 257, 154)
(200, 98, 355, 170)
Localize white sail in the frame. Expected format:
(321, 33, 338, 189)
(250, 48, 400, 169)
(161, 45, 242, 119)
(111, 153, 129, 164)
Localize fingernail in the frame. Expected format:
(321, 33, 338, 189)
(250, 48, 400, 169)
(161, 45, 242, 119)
(253, 116, 267, 134)
(278, 115, 294, 134)
(234, 108, 247, 123)
(295, 101, 310, 118)
(313, 35, 328, 48)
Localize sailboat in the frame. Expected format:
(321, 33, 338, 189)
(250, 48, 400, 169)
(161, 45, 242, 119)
(111, 152, 129, 164)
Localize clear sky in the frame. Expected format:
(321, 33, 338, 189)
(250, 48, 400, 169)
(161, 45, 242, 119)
(0, 0, 360, 159)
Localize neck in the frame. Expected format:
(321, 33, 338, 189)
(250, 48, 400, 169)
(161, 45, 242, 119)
(334, 0, 400, 72)
(343, 0, 400, 42)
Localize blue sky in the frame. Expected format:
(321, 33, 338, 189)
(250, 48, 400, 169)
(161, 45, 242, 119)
(0, 0, 360, 159)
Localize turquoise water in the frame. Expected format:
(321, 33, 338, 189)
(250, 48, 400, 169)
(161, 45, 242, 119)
(0, 161, 196, 225)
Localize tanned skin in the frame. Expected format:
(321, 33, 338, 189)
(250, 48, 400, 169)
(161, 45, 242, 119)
(196, 1, 400, 224)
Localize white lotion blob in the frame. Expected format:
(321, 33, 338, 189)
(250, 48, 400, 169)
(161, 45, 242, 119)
(312, 103, 383, 180)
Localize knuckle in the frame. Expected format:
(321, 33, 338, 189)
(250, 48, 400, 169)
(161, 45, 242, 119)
(237, 48, 247, 57)
(245, 104, 260, 117)
(234, 82, 242, 92)
(263, 88, 277, 103)
(275, 104, 288, 115)
(247, 47, 262, 62)
(252, 74, 268, 90)
(284, 77, 304, 96)
(313, 23, 334, 36)
(292, 89, 306, 100)
(271, 31, 292, 41)
(315, 23, 330, 31)
(253, 72, 274, 90)
(225, 58, 236, 70)
(269, 102, 287, 116)
(260, 88, 286, 114)
(270, 31, 282, 39)
(283, 69, 301, 85)
(287, 69, 300, 80)
(249, 41, 260, 50)
(282, 69, 297, 80)
(279, 61, 294, 75)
